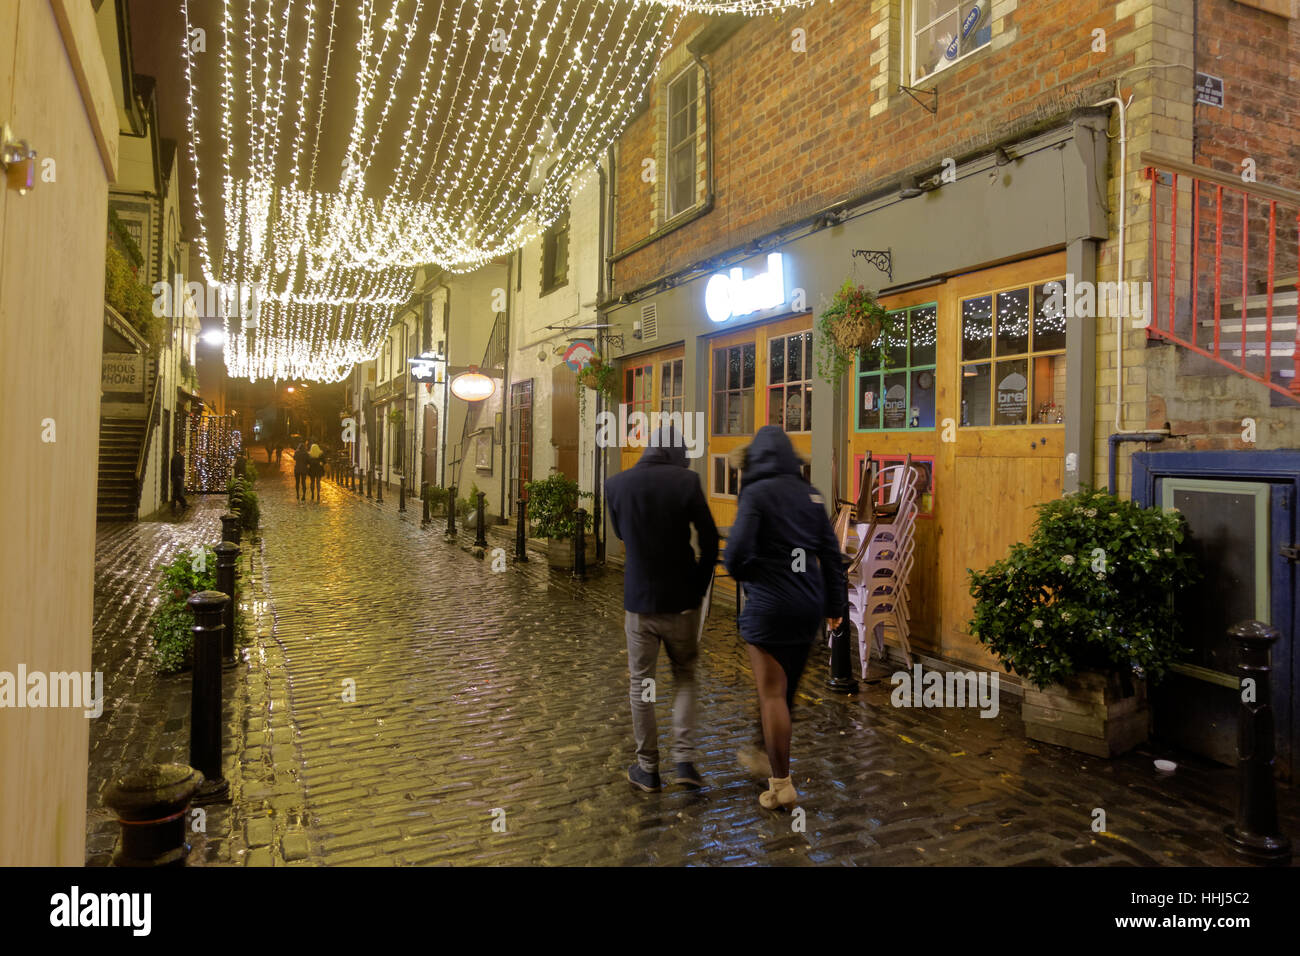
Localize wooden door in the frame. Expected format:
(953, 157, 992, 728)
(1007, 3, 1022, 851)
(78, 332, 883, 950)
(422, 404, 438, 488)
(848, 252, 1067, 667)
(551, 363, 578, 480)
(616, 344, 686, 476)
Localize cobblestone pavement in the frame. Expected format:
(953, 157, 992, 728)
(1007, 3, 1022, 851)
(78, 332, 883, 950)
(247, 463, 1298, 867)
(87, 485, 311, 866)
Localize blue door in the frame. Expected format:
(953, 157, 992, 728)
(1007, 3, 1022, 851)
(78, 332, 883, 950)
(1133, 451, 1298, 781)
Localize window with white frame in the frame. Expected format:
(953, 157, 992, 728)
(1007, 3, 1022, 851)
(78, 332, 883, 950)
(767, 330, 813, 432)
(666, 67, 699, 219)
(711, 454, 740, 498)
(660, 358, 684, 416)
(910, 0, 993, 85)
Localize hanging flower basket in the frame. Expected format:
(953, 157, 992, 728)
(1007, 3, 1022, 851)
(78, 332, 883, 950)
(815, 280, 899, 385)
(576, 356, 618, 424)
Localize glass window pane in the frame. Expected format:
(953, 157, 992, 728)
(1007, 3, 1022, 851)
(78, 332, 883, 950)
(770, 338, 785, 385)
(740, 388, 754, 433)
(804, 386, 813, 432)
(995, 288, 1031, 356)
(909, 305, 937, 366)
(961, 362, 991, 426)
(858, 373, 882, 430)
(882, 372, 909, 429)
(910, 368, 936, 428)
(961, 295, 993, 361)
(728, 348, 741, 389)
(885, 312, 908, 369)
(914, 9, 960, 79)
(1031, 353, 1066, 423)
(674, 360, 684, 395)
(624, 369, 633, 402)
(785, 384, 803, 431)
(993, 358, 1030, 426)
(641, 368, 653, 402)
(661, 364, 671, 399)
(712, 390, 726, 435)
(742, 344, 756, 388)
(767, 387, 783, 427)
(1033, 282, 1068, 352)
(713, 457, 725, 495)
(803, 332, 813, 380)
(787, 335, 803, 383)
(713, 349, 725, 392)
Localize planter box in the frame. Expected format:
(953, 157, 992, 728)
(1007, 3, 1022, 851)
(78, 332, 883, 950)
(546, 535, 597, 570)
(1022, 671, 1149, 758)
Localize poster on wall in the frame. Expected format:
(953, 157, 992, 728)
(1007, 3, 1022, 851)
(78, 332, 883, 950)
(475, 429, 493, 472)
(995, 370, 1028, 425)
(102, 352, 144, 392)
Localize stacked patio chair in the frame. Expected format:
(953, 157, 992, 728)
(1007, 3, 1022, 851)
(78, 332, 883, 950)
(843, 456, 920, 676)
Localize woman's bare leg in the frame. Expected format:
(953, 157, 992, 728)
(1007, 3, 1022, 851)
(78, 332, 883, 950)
(745, 643, 792, 778)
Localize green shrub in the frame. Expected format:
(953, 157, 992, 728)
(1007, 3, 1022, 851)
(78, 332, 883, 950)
(104, 241, 165, 349)
(228, 476, 260, 530)
(149, 546, 249, 674)
(968, 486, 1198, 690)
(524, 474, 592, 539)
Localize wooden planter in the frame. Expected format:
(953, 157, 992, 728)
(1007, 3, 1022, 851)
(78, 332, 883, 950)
(1022, 671, 1149, 758)
(546, 535, 598, 570)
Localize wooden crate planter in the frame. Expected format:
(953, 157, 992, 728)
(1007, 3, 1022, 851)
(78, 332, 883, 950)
(1022, 671, 1149, 758)
(546, 535, 597, 570)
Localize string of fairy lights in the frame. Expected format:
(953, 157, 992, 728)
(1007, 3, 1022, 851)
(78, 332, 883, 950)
(182, 0, 818, 382)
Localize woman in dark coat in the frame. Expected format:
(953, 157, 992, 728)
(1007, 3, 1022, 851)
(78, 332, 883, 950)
(723, 426, 847, 811)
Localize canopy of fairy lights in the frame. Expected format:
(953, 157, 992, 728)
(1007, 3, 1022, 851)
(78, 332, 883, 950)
(182, 0, 817, 382)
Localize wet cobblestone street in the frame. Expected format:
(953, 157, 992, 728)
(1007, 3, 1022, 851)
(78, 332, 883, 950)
(88, 461, 1300, 866)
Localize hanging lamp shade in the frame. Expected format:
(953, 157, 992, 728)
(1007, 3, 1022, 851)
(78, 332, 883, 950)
(451, 366, 495, 402)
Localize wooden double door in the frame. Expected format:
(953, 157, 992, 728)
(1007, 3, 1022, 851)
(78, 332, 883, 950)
(847, 252, 1068, 666)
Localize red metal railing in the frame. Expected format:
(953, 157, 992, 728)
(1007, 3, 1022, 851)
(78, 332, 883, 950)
(1142, 152, 1300, 399)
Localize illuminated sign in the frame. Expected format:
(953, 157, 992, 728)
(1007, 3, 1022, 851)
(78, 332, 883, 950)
(705, 254, 787, 323)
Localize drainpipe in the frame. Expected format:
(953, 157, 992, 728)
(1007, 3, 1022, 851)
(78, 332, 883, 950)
(435, 277, 451, 489)
(1108, 432, 1167, 495)
(594, 161, 608, 561)
(500, 257, 512, 521)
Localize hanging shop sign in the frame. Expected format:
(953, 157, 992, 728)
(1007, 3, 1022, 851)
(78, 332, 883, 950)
(705, 253, 787, 323)
(564, 340, 597, 371)
(410, 359, 438, 383)
(450, 367, 496, 402)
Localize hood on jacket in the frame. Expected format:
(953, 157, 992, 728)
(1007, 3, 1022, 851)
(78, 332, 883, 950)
(741, 425, 804, 485)
(636, 423, 688, 468)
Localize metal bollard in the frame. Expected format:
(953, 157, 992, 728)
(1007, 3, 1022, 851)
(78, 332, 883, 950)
(214, 541, 240, 671)
(220, 512, 241, 547)
(445, 485, 457, 537)
(825, 616, 859, 694)
(376, 473, 384, 504)
(474, 491, 488, 552)
(1224, 620, 1292, 864)
(421, 482, 430, 526)
(572, 508, 587, 581)
(103, 763, 204, 867)
(187, 590, 230, 803)
(399, 477, 406, 513)
(515, 495, 529, 563)
(367, 468, 373, 499)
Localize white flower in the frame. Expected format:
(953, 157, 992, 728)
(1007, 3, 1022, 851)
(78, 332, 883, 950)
(1084, 508, 1097, 518)
(1150, 548, 1160, 557)
(1163, 548, 1172, 554)
(1061, 554, 1075, 566)
(1095, 572, 1105, 580)
(1032, 619, 1044, 629)
(1061, 611, 1072, 622)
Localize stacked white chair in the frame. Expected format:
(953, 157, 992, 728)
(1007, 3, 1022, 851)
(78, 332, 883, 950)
(843, 461, 920, 677)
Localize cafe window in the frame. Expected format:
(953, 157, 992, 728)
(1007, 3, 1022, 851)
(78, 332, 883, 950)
(767, 330, 813, 433)
(960, 283, 1067, 427)
(856, 454, 936, 517)
(911, 0, 993, 85)
(711, 454, 740, 498)
(712, 343, 756, 435)
(660, 358, 684, 416)
(624, 364, 652, 438)
(666, 67, 699, 219)
(856, 304, 937, 432)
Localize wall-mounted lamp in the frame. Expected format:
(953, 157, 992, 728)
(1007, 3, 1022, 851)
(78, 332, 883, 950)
(2, 123, 37, 195)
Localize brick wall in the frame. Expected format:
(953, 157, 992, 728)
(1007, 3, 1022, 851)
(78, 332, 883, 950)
(611, 0, 1142, 294)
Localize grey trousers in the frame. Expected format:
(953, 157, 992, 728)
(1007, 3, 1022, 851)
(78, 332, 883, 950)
(625, 608, 701, 772)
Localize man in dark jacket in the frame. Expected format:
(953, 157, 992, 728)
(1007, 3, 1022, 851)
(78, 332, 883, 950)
(605, 424, 719, 793)
(293, 441, 308, 500)
(169, 448, 187, 514)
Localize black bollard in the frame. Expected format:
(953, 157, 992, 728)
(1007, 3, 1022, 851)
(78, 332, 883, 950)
(220, 512, 241, 547)
(187, 590, 230, 803)
(367, 468, 373, 499)
(474, 491, 488, 552)
(399, 476, 406, 513)
(826, 555, 859, 693)
(572, 508, 587, 581)
(214, 541, 240, 671)
(421, 482, 430, 526)
(445, 485, 457, 537)
(515, 495, 529, 563)
(1224, 620, 1292, 864)
(103, 763, 204, 867)
(376, 472, 384, 504)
